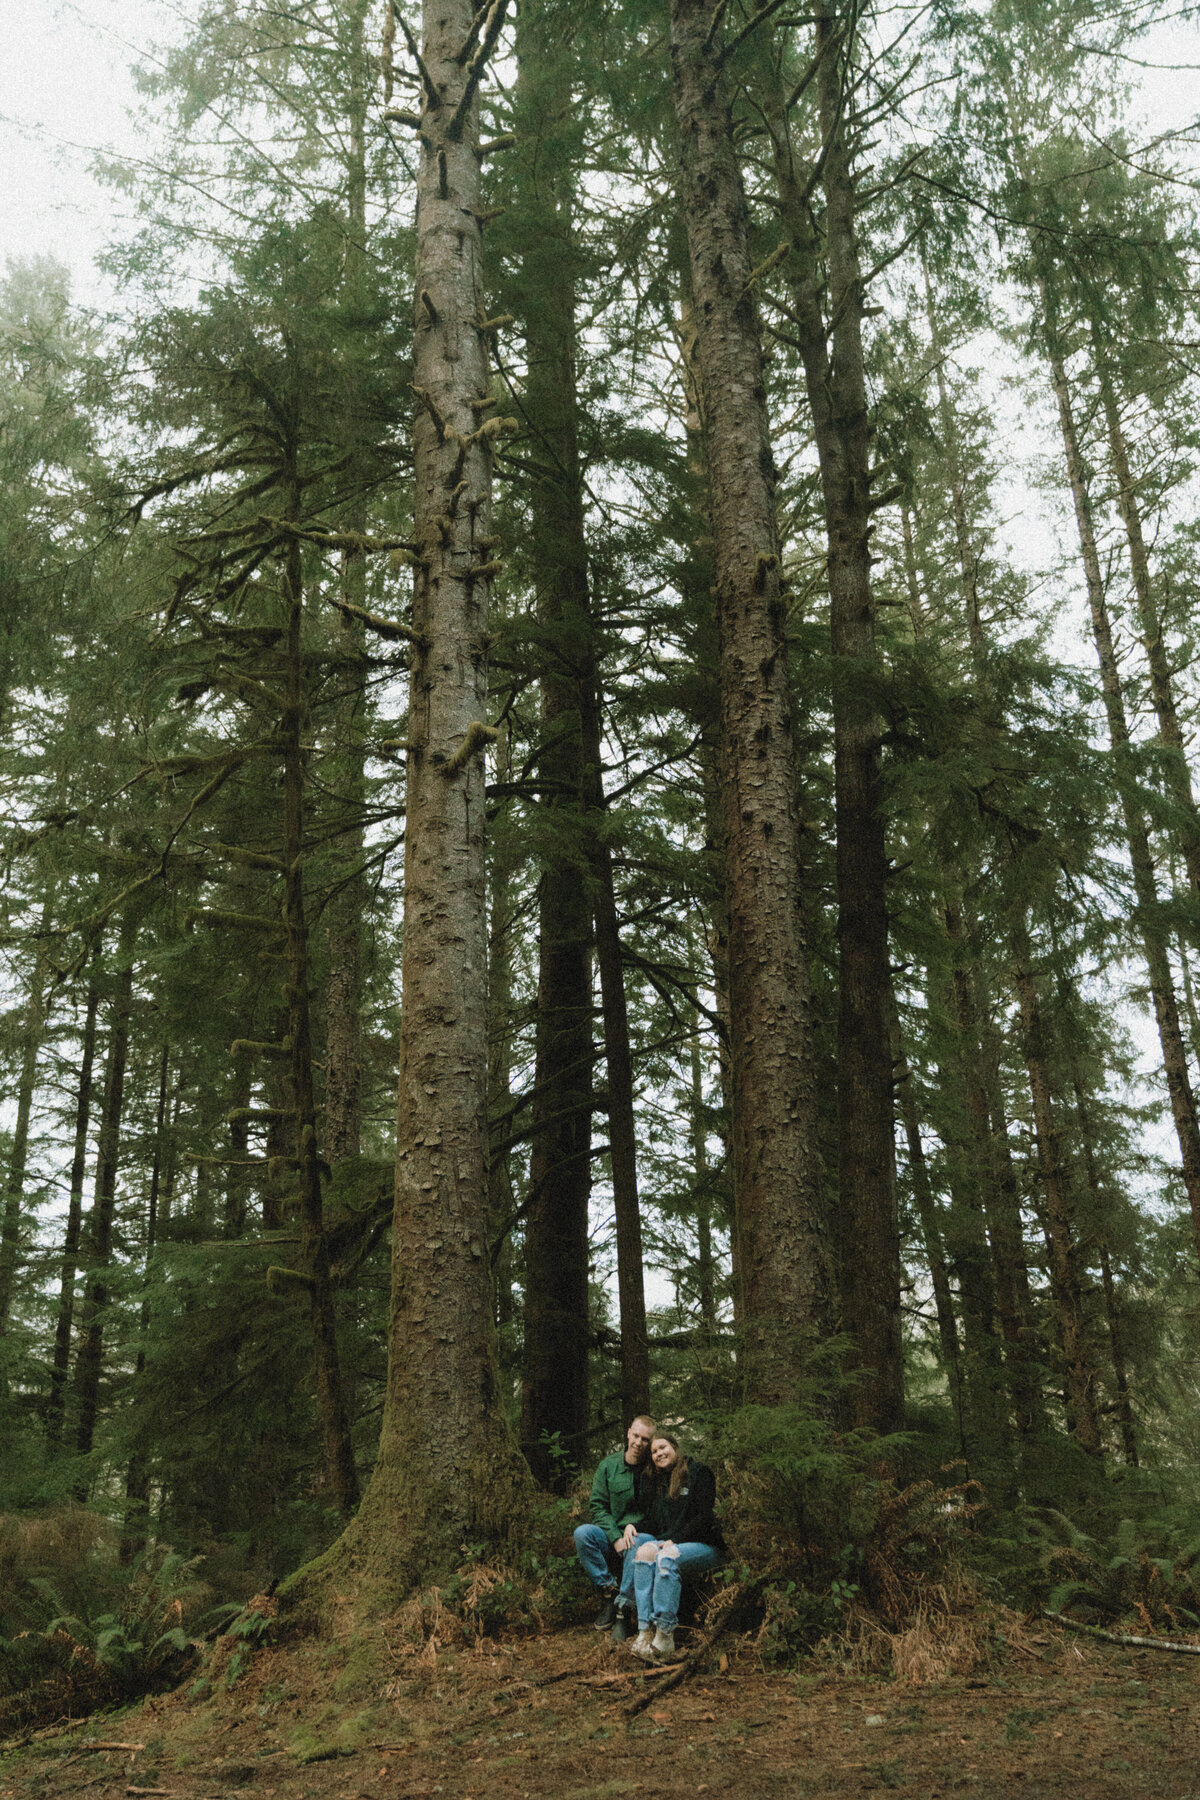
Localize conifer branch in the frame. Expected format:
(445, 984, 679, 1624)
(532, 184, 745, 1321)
(392, 4, 443, 109)
(446, 0, 511, 143)
(703, 0, 730, 51)
(453, 0, 492, 64)
(188, 908, 284, 935)
(258, 517, 418, 556)
(330, 595, 426, 647)
(719, 0, 794, 63)
(743, 241, 789, 293)
(383, 108, 422, 128)
(266, 1265, 316, 1296)
(208, 842, 286, 873)
(442, 720, 498, 776)
(231, 1039, 293, 1060)
(478, 134, 518, 158)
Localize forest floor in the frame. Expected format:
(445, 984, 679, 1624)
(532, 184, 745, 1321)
(4, 1616, 1200, 1800)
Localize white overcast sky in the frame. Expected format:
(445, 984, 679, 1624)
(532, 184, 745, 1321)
(2, 1, 1199, 311)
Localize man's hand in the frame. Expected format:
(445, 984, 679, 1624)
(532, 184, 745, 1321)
(615, 1524, 638, 1553)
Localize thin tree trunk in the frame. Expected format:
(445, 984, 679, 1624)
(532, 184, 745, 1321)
(516, 107, 595, 1476)
(1069, 1063, 1139, 1469)
(122, 1043, 169, 1561)
(891, 1018, 964, 1436)
(1043, 313, 1200, 1264)
(281, 491, 360, 1519)
(74, 921, 138, 1472)
(766, 27, 901, 1427)
(45, 975, 101, 1448)
(1095, 356, 1200, 907)
(1098, 1243, 1138, 1468)
(671, 0, 833, 1402)
(689, 1019, 717, 1341)
(582, 683, 650, 1425)
(0, 965, 46, 1331)
(323, 0, 372, 1167)
(1011, 928, 1103, 1456)
(487, 720, 518, 1335)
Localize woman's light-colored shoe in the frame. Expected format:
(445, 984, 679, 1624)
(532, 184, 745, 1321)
(631, 1627, 655, 1660)
(652, 1626, 676, 1657)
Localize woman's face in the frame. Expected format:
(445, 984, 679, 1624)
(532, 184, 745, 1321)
(651, 1437, 678, 1472)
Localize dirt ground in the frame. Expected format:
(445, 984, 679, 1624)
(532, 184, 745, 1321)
(5, 1617, 1200, 1800)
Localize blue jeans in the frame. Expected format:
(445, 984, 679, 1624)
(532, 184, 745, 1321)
(632, 1541, 723, 1633)
(573, 1522, 621, 1592)
(617, 1532, 657, 1612)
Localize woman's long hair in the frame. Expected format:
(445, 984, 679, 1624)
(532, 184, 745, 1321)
(649, 1433, 690, 1502)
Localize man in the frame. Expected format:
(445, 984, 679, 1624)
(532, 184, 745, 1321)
(573, 1415, 654, 1633)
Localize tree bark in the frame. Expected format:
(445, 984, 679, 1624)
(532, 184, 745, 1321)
(45, 975, 100, 1448)
(283, 0, 531, 1607)
(670, 0, 833, 1402)
(0, 962, 47, 1331)
(1043, 313, 1200, 1264)
(1069, 1062, 1139, 1469)
(1011, 927, 1103, 1456)
(765, 24, 901, 1427)
(281, 497, 360, 1519)
(514, 45, 596, 1474)
(323, 0, 372, 1167)
(1094, 355, 1200, 909)
(74, 921, 138, 1471)
(122, 1043, 170, 1561)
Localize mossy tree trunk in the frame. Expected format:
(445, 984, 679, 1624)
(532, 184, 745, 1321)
(283, 0, 531, 1610)
(670, 0, 832, 1402)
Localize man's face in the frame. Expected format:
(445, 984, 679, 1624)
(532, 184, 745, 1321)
(625, 1419, 653, 1463)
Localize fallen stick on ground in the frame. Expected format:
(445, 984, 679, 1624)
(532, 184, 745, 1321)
(82, 1742, 146, 1752)
(1045, 1612, 1200, 1654)
(125, 1787, 174, 1795)
(586, 1663, 685, 1686)
(0, 1717, 89, 1755)
(624, 1580, 765, 1720)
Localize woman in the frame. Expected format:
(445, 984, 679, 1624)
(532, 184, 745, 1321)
(627, 1432, 724, 1660)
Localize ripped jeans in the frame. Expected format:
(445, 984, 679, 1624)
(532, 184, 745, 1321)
(625, 1538, 723, 1634)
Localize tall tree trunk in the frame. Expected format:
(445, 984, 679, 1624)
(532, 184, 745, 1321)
(284, 0, 532, 1605)
(122, 1043, 170, 1561)
(45, 975, 101, 1448)
(323, 0, 372, 1167)
(1010, 927, 1103, 1456)
(281, 496, 360, 1519)
(1094, 355, 1200, 908)
(891, 1016, 965, 1439)
(765, 28, 901, 1428)
(582, 685, 650, 1425)
(0, 962, 47, 1331)
(978, 1028, 1046, 1443)
(1069, 1062, 1139, 1469)
(670, 0, 832, 1403)
(515, 50, 596, 1473)
(1042, 309, 1200, 1264)
(74, 920, 139, 1472)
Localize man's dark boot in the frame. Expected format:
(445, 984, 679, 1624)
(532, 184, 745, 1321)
(610, 1605, 634, 1645)
(593, 1590, 618, 1631)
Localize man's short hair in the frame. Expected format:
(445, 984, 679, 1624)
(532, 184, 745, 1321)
(630, 1413, 656, 1433)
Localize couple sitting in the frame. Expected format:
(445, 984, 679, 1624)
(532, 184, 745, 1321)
(573, 1414, 724, 1661)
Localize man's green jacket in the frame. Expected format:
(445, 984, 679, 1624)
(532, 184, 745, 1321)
(588, 1452, 645, 1545)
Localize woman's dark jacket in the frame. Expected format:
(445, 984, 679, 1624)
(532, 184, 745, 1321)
(645, 1460, 725, 1550)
